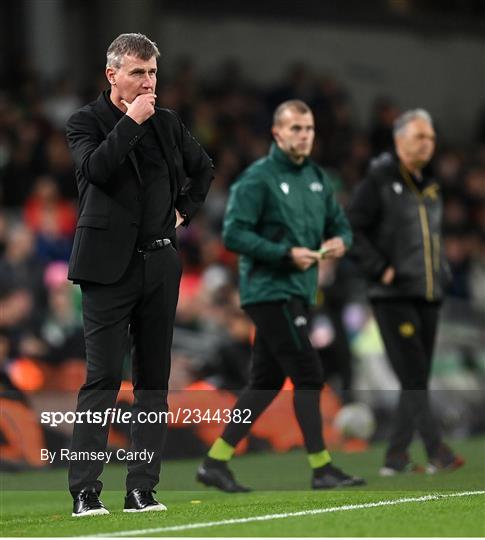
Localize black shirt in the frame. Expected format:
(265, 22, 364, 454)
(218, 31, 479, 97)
(104, 92, 175, 245)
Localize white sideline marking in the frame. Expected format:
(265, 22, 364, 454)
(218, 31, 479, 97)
(88, 490, 485, 537)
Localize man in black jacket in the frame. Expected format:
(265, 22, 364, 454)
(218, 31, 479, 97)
(348, 109, 463, 476)
(66, 33, 213, 516)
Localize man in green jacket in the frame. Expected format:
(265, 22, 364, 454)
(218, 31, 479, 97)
(197, 100, 365, 491)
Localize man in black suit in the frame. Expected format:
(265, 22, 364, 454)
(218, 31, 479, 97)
(66, 33, 214, 516)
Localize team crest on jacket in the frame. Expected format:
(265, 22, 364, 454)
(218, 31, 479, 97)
(280, 182, 289, 195)
(294, 316, 307, 327)
(392, 182, 403, 194)
(422, 183, 439, 200)
(309, 182, 323, 192)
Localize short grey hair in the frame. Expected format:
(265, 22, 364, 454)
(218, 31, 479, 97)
(106, 33, 160, 69)
(273, 99, 312, 126)
(393, 108, 433, 136)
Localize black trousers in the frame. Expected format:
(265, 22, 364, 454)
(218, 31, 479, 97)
(372, 298, 442, 458)
(221, 298, 325, 454)
(68, 245, 182, 496)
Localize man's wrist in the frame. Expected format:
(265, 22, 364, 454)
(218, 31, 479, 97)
(121, 114, 145, 132)
(281, 248, 294, 265)
(126, 112, 143, 125)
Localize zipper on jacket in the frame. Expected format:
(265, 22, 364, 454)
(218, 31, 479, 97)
(432, 233, 440, 276)
(418, 205, 434, 300)
(399, 165, 434, 300)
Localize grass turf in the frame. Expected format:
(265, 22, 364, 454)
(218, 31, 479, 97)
(1, 437, 484, 537)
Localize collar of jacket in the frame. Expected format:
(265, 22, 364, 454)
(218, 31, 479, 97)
(269, 142, 309, 170)
(94, 90, 122, 131)
(103, 89, 124, 120)
(370, 151, 435, 190)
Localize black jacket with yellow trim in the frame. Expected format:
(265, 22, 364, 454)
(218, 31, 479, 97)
(347, 152, 449, 301)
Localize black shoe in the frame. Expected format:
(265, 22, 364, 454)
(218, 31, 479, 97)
(312, 463, 366, 489)
(426, 443, 465, 474)
(124, 489, 167, 512)
(72, 488, 109, 517)
(196, 459, 251, 493)
(380, 451, 424, 477)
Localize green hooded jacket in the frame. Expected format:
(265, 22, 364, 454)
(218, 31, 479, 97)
(223, 143, 352, 306)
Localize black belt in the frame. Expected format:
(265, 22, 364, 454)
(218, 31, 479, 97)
(137, 238, 171, 253)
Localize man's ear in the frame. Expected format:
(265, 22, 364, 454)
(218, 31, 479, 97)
(106, 67, 116, 85)
(271, 126, 279, 142)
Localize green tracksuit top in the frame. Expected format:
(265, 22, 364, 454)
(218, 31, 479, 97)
(223, 143, 352, 306)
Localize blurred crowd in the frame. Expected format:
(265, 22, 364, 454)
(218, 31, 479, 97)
(1, 58, 484, 404)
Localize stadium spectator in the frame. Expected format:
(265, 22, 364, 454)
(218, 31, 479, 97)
(22, 175, 75, 263)
(23, 175, 76, 234)
(39, 262, 85, 366)
(0, 211, 7, 257)
(0, 223, 46, 337)
(444, 228, 473, 300)
(43, 76, 82, 131)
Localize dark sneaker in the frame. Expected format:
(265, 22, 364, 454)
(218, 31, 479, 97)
(312, 463, 366, 489)
(426, 443, 465, 474)
(72, 488, 109, 517)
(380, 451, 424, 477)
(124, 489, 167, 512)
(196, 459, 251, 493)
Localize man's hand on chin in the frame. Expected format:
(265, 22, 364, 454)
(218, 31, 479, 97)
(121, 93, 156, 125)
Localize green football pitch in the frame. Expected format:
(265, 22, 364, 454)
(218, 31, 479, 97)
(1, 437, 484, 537)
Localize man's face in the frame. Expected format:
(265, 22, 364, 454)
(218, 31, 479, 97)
(395, 118, 436, 168)
(272, 109, 315, 162)
(106, 54, 157, 104)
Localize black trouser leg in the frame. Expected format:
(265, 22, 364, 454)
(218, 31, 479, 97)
(413, 300, 442, 457)
(69, 246, 181, 497)
(126, 246, 181, 492)
(69, 257, 141, 497)
(221, 299, 325, 454)
(220, 332, 285, 446)
(372, 299, 441, 458)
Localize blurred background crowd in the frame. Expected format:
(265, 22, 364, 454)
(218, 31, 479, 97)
(0, 0, 484, 467)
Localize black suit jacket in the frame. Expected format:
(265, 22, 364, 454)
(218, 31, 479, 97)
(66, 93, 214, 284)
